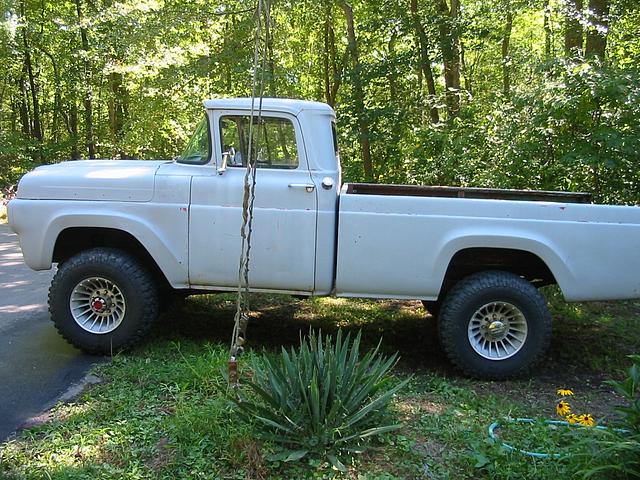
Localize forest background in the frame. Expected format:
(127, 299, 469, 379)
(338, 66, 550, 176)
(1, 0, 639, 204)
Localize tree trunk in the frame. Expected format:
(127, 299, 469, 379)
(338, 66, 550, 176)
(18, 73, 31, 136)
(40, 47, 62, 143)
(69, 95, 80, 160)
(108, 71, 127, 156)
(223, 18, 232, 91)
(75, 0, 96, 159)
(387, 32, 397, 102)
(9, 94, 19, 132)
(436, 0, 461, 119)
(323, 8, 347, 108)
(337, 0, 374, 182)
(564, 0, 583, 56)
(262, 3, 276, 96)
(502, 3, 513, 99)
(103, 0, 127, 156)
(460, 40, 472, 95)
(0, 80, 6, 128)
(410, 0, 439, 124)
(20, 1, 42, 144)
(323, 16, 332, 105)
(585, 0, 609, 59)
(543, 0, 552, 59)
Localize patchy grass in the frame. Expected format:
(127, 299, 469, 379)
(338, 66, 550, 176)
(1, 291, 638, 479)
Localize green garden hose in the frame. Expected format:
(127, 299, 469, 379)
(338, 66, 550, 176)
(488, 417, 630, 459)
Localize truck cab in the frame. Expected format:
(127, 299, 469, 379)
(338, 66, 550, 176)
(173, 98, 341, 295)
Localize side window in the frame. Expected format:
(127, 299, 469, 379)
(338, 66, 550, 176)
(220, 115, 299, 169)
(331, 121, 339, 156)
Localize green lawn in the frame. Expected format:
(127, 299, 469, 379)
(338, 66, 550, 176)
(1, 291, 638, 479)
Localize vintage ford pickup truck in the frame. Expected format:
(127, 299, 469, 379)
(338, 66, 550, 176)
(8, 98, 640, 379)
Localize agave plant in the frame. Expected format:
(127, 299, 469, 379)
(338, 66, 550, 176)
(233, 330, 409, 470)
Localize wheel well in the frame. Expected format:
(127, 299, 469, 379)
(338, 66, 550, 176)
(439, 248, 556, 300)
(53, 227, 171, 290)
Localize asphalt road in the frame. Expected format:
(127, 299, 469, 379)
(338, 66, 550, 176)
(0, 223, 100, 441)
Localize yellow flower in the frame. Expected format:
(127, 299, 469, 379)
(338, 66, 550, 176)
(578, 414, 595, 427)
(556, 388, 574, 397)
(556, 400, 571, 417)
(566, 414, 579, 424)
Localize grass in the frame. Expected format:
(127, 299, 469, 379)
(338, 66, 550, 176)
(0, 290, 639, 479)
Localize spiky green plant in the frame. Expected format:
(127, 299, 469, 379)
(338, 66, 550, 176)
(574, 355, 640, 479)
(606, 355, 640, 434)
(233, 330, 409, 470)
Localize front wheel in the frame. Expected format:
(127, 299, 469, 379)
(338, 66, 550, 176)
(437, 271, 552, 380)
(49, 248, 159, 354)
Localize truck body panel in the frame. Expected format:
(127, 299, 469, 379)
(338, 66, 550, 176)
(335, 188, 640, 301)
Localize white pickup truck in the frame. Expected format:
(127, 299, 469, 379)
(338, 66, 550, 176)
(8, 98, 640, 379)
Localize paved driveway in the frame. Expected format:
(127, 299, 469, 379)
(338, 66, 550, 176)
(0, 224, 100, 441)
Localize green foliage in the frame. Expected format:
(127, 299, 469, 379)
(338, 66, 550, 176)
(0, 131, 38, 187)
(234, 330, 410, 470)
(607, 355, 640, 434)
(570, 355, 640, 479)
(404, 62, 640, 203)
(1, 0, 640, 198)
(575, 432, 640, 479)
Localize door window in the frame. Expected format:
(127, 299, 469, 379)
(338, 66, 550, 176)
(220, 116, 299, 169)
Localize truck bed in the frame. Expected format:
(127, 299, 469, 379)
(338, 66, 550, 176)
(335, 187, 640, 302)
(345, 183, 593, 204)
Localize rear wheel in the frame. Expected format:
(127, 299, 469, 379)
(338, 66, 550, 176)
(437, 270, 551, 379)
(49, 248, 159, 354)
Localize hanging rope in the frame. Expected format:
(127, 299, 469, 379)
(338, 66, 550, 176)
(228, 0, 270, 387)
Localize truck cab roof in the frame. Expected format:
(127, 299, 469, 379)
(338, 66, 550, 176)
(202, 98, 335, 116)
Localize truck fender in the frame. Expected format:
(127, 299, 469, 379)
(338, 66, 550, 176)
(9, 199, 189, 289)
(433, 230, 575, 298)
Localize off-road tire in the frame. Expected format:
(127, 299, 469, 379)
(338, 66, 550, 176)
(49, 248, 159, 354)
(437, 270, 552, 380)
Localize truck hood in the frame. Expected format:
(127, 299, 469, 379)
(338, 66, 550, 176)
(16, 160, 170, 202)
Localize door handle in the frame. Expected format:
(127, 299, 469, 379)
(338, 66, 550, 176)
(288, 183, 316, 192)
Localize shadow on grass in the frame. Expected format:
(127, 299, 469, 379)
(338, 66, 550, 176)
(544, 288, 640, 379)
(153, 293, 452, 375)
(150, 290, 640, 381)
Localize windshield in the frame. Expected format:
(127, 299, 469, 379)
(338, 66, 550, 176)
(177, 115, 211, 164)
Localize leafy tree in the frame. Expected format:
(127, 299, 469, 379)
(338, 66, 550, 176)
(0, 0, 638, 203)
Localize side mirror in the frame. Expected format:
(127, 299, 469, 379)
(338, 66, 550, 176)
(217, 152, 229, 175)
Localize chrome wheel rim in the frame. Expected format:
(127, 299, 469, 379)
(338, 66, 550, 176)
(69, 277, 126, 334)
(467, 301, 528, 360)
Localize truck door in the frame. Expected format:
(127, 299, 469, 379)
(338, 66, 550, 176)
(189, 110, 318, 293)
